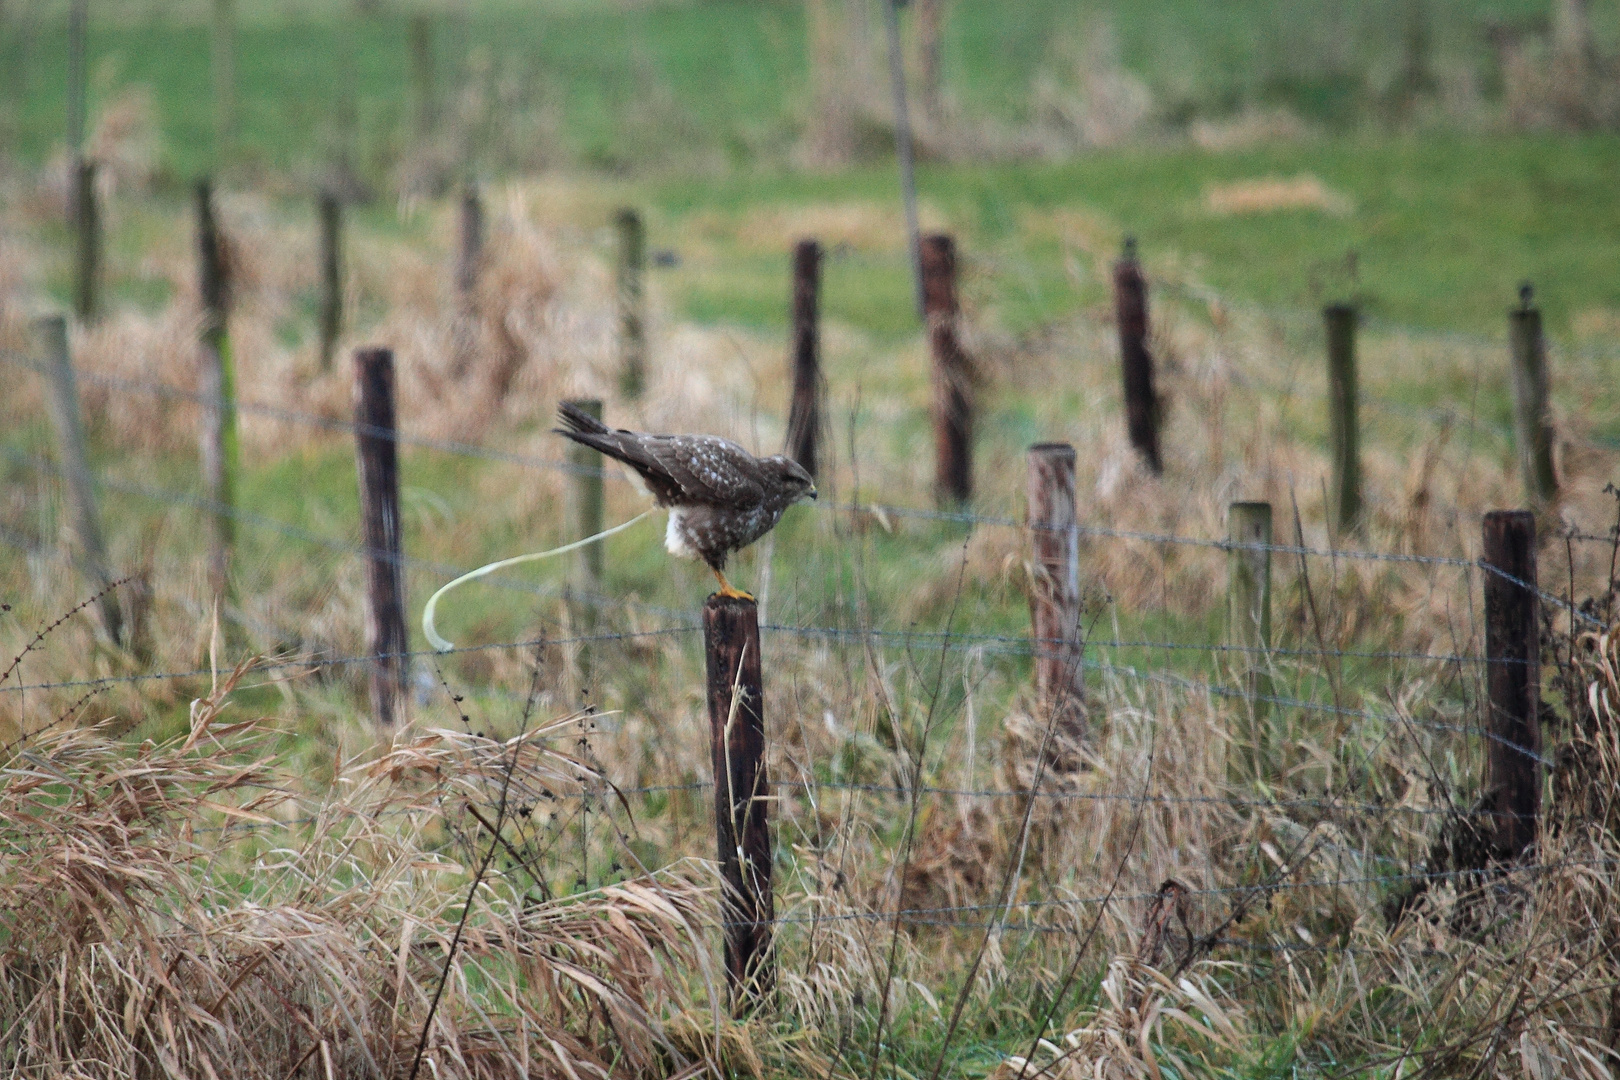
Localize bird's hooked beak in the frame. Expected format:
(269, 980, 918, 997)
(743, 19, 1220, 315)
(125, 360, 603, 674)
(806, 484, 818, 501)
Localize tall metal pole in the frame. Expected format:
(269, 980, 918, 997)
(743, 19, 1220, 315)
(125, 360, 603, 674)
(881, 0, 924, 321)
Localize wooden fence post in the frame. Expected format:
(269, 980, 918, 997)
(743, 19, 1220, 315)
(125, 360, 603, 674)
(1324, 303, 1362, 537)
(1508, 284, 1558, 507)
(1227, 501, 1273, 782)
(36, 315, 123, 645)
(1481, 509, 1540, 859)
(318, 191, 343, 372)
(785, 238, 822, 478)
(1027, 443, 1085, 737)
(196, 179, 237, 613)
(456, 180, 483, 302)
(73, 158, 98, 323)
(1113, 237, 1161, 475)
(615, 207, 646, 399)
(565, 398, 604, 684)
(703, 593, 773, 1011)
(922, 234, 972, 506)
(354, 347, 408, 727)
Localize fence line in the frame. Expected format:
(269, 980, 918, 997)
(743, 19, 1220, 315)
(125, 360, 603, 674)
(745, 853, 1620, 930)
(9, 446, 1578, 671)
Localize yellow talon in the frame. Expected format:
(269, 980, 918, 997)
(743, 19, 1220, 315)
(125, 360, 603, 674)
(711, 567, 755, 602)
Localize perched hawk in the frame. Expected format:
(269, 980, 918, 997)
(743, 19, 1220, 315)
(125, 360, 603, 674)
(555, 403, 816, 599)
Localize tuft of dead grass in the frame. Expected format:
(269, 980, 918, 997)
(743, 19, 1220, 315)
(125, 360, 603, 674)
(0, 660, 720, 1078)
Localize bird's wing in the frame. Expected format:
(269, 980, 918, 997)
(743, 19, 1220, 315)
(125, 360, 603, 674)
(642, 435, 765, 506)
(554, 407, 685, 504)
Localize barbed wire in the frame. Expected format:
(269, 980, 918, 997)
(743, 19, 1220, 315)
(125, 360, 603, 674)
(755, 853, 1620, 930)
(8, 350, 1615, 604)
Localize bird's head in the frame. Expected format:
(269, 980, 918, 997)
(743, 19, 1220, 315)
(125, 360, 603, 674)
(764, 455, 817, 504)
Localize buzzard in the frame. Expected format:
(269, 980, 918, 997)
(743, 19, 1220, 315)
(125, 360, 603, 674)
(555, 403, 816, 599)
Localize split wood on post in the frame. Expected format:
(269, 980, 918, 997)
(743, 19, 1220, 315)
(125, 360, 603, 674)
(1113, 237, 1161, 475)
(73, 159, 99, 324)
(317, 191, 343, 372)
(354, 347, 409, 727)
(36, 315, 123, 646)
(1227, 501, 1274, 782)
(1324, 303, 1361, 537)
(1481, 509, 1540, 859)
(703, 594, 774, 1011)
(1027, 443, 1085, 739)
(1508, 284, 1558, 507)
(615, 207, 646, 399)
(196, 179, 237, 613)
(922, 233, 972, 506)
(785, 238, 823, 478)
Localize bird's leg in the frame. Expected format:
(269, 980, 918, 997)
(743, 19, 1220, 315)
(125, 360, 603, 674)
(711, 566, 755, 602)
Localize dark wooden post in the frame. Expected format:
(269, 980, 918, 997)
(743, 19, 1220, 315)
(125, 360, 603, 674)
(615, 207, 646, 399)
(785, 239, 822, 478)
(1508, 284, 1558, 507)
(1325, 303, 1362, 537)
(196, 179, 237, 612)
(37, 315, 123, 645)
(73, 158, 98, 323)
(1113, 237, 1161, 475)
(1481, 510, 1540, 859)
(1027, 443, 1085, 736)
(456, 180, 484, 301)
(355, 347, 409, 726)
(703, 594, 773, 1010)
(922, 234, 972, 506)
(317, 191, 343, 372)
(1227, 501, 1274, 781)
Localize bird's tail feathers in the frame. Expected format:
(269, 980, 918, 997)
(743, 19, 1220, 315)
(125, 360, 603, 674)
(555, 401, 611, 437)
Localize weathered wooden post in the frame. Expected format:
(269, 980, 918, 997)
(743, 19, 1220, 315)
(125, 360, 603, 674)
(456, 180, 484, 302)
(1508, 284, 1558, 507)
(354, 347, 409, 726)
(785, 239, 822, 478)
(565, 398, 605, 683)
(317, 191, 343, 372)
(37, 315, 123, 645)
(73, 159, 99, 323)
(615, 207, 646, 399)
(1324, 303, 1362, 537)
(922, 234, 972, 506)
(1227, 501, 1274, 782)
(196, 179, 237, 612)
(1027, 443, 1085, 737)
(703, 593, 773, 1010)
(1481, 510, 1540, 859)
(1113, 237, 1161, 475)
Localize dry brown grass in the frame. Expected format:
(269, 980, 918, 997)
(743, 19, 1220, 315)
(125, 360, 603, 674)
(0, 658, 727, 1078)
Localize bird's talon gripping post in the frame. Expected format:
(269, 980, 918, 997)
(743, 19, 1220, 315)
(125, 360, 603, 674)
(712, 568, 755, 602)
